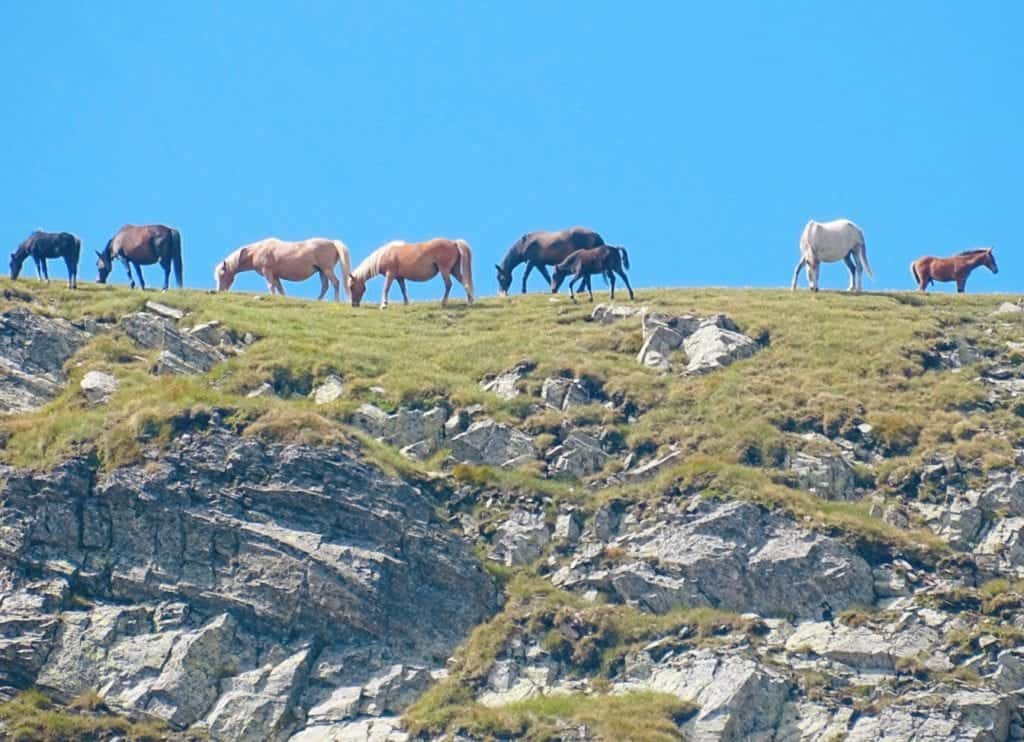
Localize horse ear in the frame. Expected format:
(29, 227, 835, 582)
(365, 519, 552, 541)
(95, 250, 103, 258)
(494, 264, 501, 272)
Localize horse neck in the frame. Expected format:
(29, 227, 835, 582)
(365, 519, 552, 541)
(354, 245, 391, 281)
(500, 244, 526, 272)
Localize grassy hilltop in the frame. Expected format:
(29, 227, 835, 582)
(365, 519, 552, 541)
(2, 281, 1020, 548)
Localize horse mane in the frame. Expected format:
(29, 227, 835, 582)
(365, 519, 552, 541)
(220, 245, 247, 274)
(957, 247, 991, 256)
(353, 240, 404, 281)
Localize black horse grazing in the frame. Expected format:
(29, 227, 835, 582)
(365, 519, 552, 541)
(495, 227, 605, 296)
(97, 224, 183, 290)
(10, 231, 82, 288)
(550, 245, 634, 302)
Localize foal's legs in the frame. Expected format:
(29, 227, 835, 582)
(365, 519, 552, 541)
(585, 274, 594, 302)
(791, 258, 806, 291)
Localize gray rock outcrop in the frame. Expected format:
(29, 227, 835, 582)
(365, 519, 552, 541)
(0, 308, 90, 412)
(0, 428, 497, 738)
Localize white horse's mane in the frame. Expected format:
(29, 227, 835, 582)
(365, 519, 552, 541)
(352, 240, 405, 281)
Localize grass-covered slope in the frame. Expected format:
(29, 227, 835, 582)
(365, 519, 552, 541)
(2, 282, 1020, 550)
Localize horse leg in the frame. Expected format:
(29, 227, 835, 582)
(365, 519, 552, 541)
(521, 262, 535, 293)
(440, 271, 453, 306)
(381, 274, 394, 309)
(843, 254, 857, 292)
(957, 277, 966, 294)
(609, 271, 616, 300)
(65, 255, 76, 289)
(808, 261, 820, 292)
(535, 263, 552, 288)
(40, 258, 50, 284)
(615, 268, 635, 300)
(315, 268, 328, 300)
(133, 262, 147, 290)
(273, 277, 286, 295)
(326, 266, 340, 302)
(585, 274, 594, 302)
(567, 275, 577, 302)
(161, 258, 171, 292)
(791, 258, 806, 291)
(397, 278, 410, 305)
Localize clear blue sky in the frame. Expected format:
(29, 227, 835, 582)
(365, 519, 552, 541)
(2, 2, 1020, 297)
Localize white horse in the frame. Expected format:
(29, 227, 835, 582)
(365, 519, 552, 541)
(791, 219, 873, 292)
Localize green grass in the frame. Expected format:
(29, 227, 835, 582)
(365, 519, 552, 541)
(0, 690, 174, 742)
(2, 282, 1021, 551)
(406, 690, 695, 741)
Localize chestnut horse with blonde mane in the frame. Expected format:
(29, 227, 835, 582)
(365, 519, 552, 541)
(911, 248, 997, 293)
(348, 238, 474, 308)
(214, 238, 351, 299)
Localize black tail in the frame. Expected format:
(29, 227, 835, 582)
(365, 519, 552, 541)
(617, 246, 630, 270)
(171, 229, 183, 288)
(910, 261, 919, 287)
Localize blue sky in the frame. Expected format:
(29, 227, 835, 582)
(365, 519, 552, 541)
(2, 2, 1020, 297)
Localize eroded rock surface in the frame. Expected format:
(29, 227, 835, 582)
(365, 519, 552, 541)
(0, 308, 90, 411)
(0, 428, 497, 739)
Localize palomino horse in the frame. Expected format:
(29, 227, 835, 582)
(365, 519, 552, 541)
(215, 238, 352, 299)
(496, 227, 605, 296)
(97, 224, 183, 290)
(551, 246, 634, 302)
(349, 238, 474, 308)
(911, 248, 997, 293)
(10, 230, 81, 288)
(791, 219, 873, 292)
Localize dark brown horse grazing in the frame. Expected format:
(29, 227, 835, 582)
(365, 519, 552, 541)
(550, 245, 633, 302)
(496, 227, 605, 296)
(9, 231, 81, 288)
(97, 224, 183, 290)
(911, 248, 997, 293)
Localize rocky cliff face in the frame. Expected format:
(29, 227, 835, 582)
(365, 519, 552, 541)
(4, 291, 1024, 741)
(0, 427, 497, 740)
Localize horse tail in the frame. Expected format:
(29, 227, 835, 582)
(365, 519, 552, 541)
(456, 239, 474, 303)
(617, 246, 630, 271)
(332, 240, 352, 298)
(910, 261, 920, 286)
(858, 240, 873, 279)
(170, 229, 183, 288)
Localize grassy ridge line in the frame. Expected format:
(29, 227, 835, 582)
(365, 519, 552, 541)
(1, 282, 1020, 554)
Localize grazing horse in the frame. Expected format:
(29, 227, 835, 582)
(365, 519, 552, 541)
(215, 238, 352, 299)
(9, 230, 81, 288)
(97, 224, 183, 290)
(911, 248, 997, 293)
(791, 219, 873, 292)
(349, 238, 474, 308)
(496, 227, 605, 296)
(551, 246, 634, 302)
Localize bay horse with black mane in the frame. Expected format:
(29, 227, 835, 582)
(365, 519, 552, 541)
(911, 248, 998, 293)
(496, 227, 605, 296)
(9, 230, 81, 288)
(96, 224, 182, 291)
(550, 245, 634, 302)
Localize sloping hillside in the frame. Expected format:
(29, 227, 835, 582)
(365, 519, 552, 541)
(2, 282, 1024, 741)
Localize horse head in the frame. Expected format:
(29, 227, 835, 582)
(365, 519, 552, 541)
(348, 274, 367, 307)
(495, 264, 512, 296)
(985, 248, 998, 274)
(95, 250, 112, 284)
(549, 264, 570, 293)
(214, 261, 234, 291)
(9, 251, 25, 280)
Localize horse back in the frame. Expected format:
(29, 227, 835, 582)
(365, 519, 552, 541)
(113, 224, 177, 264)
